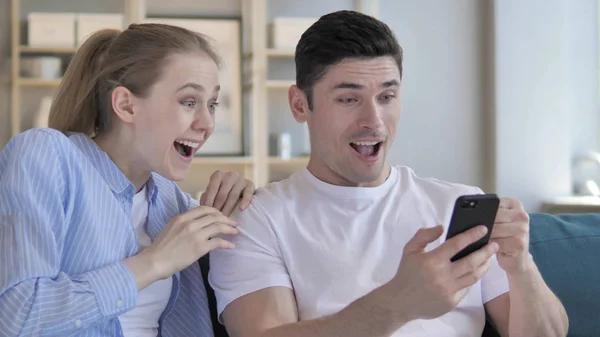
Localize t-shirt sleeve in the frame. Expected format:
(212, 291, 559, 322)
(481, 255, 510, 302)
(470, 187, 510, 302)
(208, 194, 292, 319)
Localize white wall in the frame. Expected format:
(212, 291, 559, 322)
(493, 0, 599, 211)
(566, 0, 600, 156)
(380, 0, 488, 189)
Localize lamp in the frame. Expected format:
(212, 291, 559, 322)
(572, 151, 600, 197)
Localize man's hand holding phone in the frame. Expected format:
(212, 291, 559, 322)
(490, 198, 532, 275)
(380, 224, 499, 322)
(378, 194, 532, 321)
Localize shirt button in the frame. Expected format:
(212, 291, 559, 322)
(116, 299, 123, 308)
(74, 319, 82, 327)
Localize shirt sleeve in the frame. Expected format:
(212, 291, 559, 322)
(481, 255, 510, 302)
(0, 130, 138, 336)
(208, 193, 292, 321)
(470, 187, 510, 302)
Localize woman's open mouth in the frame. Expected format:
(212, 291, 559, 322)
(173, 139, 200, 158)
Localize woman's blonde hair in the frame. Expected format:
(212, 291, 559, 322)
(48, 23, 221, 136)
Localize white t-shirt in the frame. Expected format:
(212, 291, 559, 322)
(119, 185, 173, 337)
(209, 165, 509, 337)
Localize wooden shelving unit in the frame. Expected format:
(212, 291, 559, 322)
(17, 78, 62, 87)
(193, 156, 255, 165)
(266, 49, 295, 57)
(265, 80, 295, 89)
(9, 0, 378, 196)
(19, 45, 78, 54)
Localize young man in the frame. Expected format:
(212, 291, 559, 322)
(209, 10, 568, 337)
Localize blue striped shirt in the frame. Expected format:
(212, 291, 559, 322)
(0, 128, 212, 336)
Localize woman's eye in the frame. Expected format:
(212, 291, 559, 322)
(181, 100, 196, 108)
(209, 101, 220, 110)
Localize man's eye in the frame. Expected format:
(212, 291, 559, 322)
(380, 95, 396, 102)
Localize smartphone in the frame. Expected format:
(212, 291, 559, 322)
(445, 194, 500, 262)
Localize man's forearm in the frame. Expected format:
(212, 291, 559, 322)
(261, 284, 406, 337)
(507, 254, 568, 337)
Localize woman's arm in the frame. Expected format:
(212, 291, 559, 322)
(0, 130, 138, 336)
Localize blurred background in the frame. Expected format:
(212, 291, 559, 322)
(0, 0, 599, 213)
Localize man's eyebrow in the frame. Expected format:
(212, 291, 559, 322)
(333, 82, 363, 90)
(332, 79, 400, 90)
(382, 79, 400, 88)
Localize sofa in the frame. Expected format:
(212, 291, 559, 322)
(200, 212, 600, 337)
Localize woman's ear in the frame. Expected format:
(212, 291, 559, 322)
(289, 85, 310, 123)
(111, 86, 135, 124)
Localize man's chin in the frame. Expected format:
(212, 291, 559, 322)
(349, 162, 389, 185)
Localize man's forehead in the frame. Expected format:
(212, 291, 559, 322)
(323, 57, 400, 85)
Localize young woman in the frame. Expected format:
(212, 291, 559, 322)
(0, 23, 253, 336)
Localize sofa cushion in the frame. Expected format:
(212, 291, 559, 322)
(528, 212, 600, 336)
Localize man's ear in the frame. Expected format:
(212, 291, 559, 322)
(111, 86, 136, 125)
(288, 85, 310, 123)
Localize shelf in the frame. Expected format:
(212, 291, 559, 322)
(266, 80, 294, 89)
(192, 156, 254, 165)
(20, 45, 77, 54)
(266, 49, 295, 57)
(268, 156, 309, 165)
(17, 78, 62, 87)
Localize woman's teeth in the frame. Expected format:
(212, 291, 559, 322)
(175, 140, 199, 148)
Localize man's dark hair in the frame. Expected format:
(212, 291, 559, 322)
(295, 10, 403, 110)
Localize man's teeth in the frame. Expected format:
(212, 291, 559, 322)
(175, 140, 199, 148)
(351, 141, 379, 146)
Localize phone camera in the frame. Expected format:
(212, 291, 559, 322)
(461, 199, 478, 208)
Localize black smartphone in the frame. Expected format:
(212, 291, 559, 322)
(445, 194, 500, 262)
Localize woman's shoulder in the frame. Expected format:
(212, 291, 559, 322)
(1, 128, 77, 174)
(4, 128, 72, 153)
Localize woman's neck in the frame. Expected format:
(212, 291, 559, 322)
(93, 131, 150, 192)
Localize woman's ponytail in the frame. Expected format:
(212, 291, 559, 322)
(48, 29, 119, 135)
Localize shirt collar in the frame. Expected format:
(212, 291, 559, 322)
(67, 132, 158, 202)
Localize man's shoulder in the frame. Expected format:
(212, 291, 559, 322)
(392, 165, 483, 205)
(231, 173, 304, 230)
(252, 174, 303, 208)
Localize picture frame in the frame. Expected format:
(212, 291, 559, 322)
(144, 16, 244, 156)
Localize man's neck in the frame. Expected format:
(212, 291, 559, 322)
(306, 161, 392, 188)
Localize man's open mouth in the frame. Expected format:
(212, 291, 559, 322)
(350, 141, 382, 157)
(173, 139, 200, 158)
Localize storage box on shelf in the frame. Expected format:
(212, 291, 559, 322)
(270, 17, 317, 50)
(27, 12, 76, 47)
(76, 13, 124, 45)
